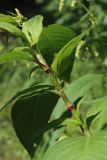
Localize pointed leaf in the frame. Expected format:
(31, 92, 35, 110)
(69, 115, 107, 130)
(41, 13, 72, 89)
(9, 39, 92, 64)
(61, 118, 82, 126)
(0, 22, 24, 36)
(0, 47, 33, 64)
(76, 96, 86, 115)
(22, 15, 43, 45)
(51, 29, 90, 77)
(86, 112, 101, 128)
(0, 14, 16, 23)
(86, 96, 107, 119)
(86, 96, 107, 130)
(38, 24, 75, 65)
(11, 90, 59, 158)
(48, 74, 103, 149)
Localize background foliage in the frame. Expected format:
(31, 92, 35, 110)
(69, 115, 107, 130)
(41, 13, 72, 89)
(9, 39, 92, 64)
(0, 0, 107, 160)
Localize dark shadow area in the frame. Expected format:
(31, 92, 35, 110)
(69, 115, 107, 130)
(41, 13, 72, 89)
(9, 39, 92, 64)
(0, 0, 41, 17)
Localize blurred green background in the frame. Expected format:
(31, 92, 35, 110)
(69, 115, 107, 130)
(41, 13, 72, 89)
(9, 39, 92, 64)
(0, 0, 107, 159)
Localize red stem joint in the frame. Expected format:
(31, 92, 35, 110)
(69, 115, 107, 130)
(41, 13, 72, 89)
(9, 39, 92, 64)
(67, 103, 75, 111)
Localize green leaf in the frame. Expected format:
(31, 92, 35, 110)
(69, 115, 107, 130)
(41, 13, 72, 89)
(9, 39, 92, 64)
(62, 118, 82, 126)
(86, 96, 107, 119)
(76, 96, 86, 115)
(0, 84, 54, 112)
(0, 22, 24, 36)
(59, 62, 73, 82)
(22, 15, 43, 45)
(53, 74, 103, 119)
(86, 96, 107, 130)
(86, 112, 101, 128)
(31, 117, 81, 142)
(0, 84, 58, 157)
(38, 24, 75, 65)
(29, 65, 40, 78)
(0, 47, 33, 64)
(31, 117, 67, 140)
(42, 131, 107, 160)
(0, 14, 16, 23)
(11, 88, 59, 158)
(65, 74, 103, 101)
(48, 74, 103, 148)
(51, 29, 90, 77)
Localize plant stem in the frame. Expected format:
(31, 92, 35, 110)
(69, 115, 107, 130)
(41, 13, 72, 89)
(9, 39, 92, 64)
(31, 45, 90, 135)
(31, 45, 74, 111)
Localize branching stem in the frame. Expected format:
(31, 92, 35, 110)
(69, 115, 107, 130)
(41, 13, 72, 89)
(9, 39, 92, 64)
(31, 44, 90, 135)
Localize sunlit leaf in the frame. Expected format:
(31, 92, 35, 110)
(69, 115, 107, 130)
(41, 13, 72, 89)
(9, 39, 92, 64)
(0, 22, 24, 36)
(42, 131, 107, 160)
(22, 15, 43, 45)
(51, 29, 90, 77)
(0, 14, 16, 23)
